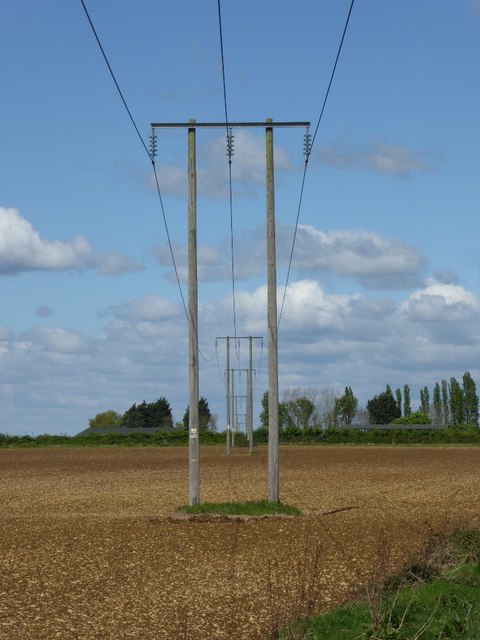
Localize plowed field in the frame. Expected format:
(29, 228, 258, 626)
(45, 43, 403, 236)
(1, 445, 479, 639)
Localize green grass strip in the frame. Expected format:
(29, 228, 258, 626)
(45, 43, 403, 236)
(280, 529, 480, 639)
(296, 579, 480, 639)
(177, 499, 302, 516)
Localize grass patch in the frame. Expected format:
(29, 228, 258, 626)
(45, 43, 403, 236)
(177, 499, 302, 517)
(294, 580, 480, 639)
(279, 528, 480, 639)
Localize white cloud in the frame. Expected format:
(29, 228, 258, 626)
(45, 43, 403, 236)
(401, 279, 480, 325)
(403, 278, 480, 311)
(287, 225, 426, 289)
(3, 278, 480, 436)
(0, 207, 143, 276)
(20, 327, 93, 354)
(103, 295, 181, 322)
(318, 138, 438, 177)
(154, 224, 426, 290)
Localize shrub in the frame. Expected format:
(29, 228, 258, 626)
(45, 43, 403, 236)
(253, 427, 269, 444)
(391, 412, 431, 425)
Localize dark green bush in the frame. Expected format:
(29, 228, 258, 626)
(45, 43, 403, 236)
(253, 427, 269, 444)
(281, 426, 304, 442)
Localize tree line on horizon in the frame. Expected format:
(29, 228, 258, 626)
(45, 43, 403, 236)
(88, 371, 479, 432)
(88, 397, 214, 431)
(260, 371, 479, 430)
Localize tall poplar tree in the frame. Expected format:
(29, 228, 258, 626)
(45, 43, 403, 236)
(462, 371, 479, 426)
(449, 377, 464, 425)
(420, 386, 430, 416)
(403, 384, 411, 417)
(441, 380, 449, 425)
(433, 382, 442, 426)
(395, 388, 402, 416)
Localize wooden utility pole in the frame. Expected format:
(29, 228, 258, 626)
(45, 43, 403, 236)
(231, 368, 235, 448)
(266, 118, 279, 503)
(188, 119, 200, 506)
(247, 336, 253, 453)
(225, 336, 231, 455)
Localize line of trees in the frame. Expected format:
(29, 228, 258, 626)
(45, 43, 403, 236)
(368, 372, 478, 427)
(88, 372, 479, 432)
(89, 396, 216, 431)
(260, 386, 361, 430)
(260, 372, 479, 431)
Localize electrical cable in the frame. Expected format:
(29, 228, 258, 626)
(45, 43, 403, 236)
(150, 161, 189, 322)
(79, 0, 213, 361)
(310, 0, 356, 153)
(79, 0, 150, 159)
(278, 0, 356, 330)
(215, 339, 225, 381)
(217, 0, 239, 359)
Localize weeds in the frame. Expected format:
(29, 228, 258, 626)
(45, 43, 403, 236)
(281, 527, 480, 640)
(264, 534, 323, 640)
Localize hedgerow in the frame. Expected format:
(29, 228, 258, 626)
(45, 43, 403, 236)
(1, 424, 479, 448)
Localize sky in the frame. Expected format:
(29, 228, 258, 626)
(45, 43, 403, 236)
(1, 0, 480, 435)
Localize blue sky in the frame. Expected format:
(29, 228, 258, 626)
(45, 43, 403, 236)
(1, 0, 480, 435)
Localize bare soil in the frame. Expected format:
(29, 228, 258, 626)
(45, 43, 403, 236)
(1, 445, 479, 639)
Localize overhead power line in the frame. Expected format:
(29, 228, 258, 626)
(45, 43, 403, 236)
(217, 0, 239, 357)
(278, 0, 357, 329)
(79, 0, 194, 340)
(79, 0, 150, 159)
(310, 0, 357, 154)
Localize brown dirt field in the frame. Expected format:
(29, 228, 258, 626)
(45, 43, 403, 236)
(1, 445, 479, 639)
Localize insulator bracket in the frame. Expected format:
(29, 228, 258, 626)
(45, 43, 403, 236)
(226, 127, 234, 162)
(149, 127, 157, 161)
(303, 127, 312, 160)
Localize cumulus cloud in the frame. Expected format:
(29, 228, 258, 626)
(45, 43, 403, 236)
(0, 207, 143, 276)
(401, 278, 480, 323)
(102, 295, 181, 322)
(3, 275, 480, 435)
(317, 138, 438, 177)
(20, 326, 93, 354)
(385, 278, 480, 351)
(286, 225, 426, 289)
(154, 131, 292, 198)
(154, 224, 426, 290)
